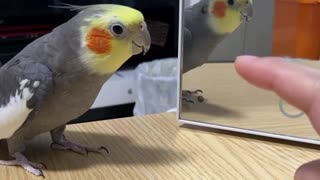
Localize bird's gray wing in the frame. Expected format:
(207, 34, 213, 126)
(0, 60, 53, 139)
(184, 27, 193, 51)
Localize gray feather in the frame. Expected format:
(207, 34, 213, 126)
(48, 3, 92, 11)
(0, 60, 53, 109)
(48, 3, 113, 13)
(183, 0, 227, 73)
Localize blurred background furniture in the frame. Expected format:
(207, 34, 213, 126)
(272, 0, 320, 60)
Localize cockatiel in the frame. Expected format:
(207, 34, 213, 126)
(0, 4, 150, 177)
(182, 0, 253, 103)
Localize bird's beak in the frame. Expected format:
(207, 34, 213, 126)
(132, 22, 151, 56)
(240, 0, 253, 22)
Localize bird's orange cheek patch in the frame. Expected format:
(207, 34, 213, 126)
(212, 1, 227, 18)
(86, 28, 112, 54)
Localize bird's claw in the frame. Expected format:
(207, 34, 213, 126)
(182, 89, 205, 104)
(182, 98, 195, 104)
(50, 142, 109, 155)
(99, 146, 110, 154)
(0, 152, 46, 177)
(193, 89, 203, 94)
(39, 170, 45, 178)
(183, 89, 203, 96)
(39, 162, 47, 170)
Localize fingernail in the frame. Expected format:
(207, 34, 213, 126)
(236, 55, 259, 62)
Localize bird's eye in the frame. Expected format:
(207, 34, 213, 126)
(228, 0, 234, 5)
(111, 24, 124, 35)
(201, 6, 208, 14)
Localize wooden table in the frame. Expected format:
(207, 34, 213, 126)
(181, 62, 320, 140)
(1, 113, 320, 179)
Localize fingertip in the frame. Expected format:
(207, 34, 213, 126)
(234, 56, 286, 91)
(235, 55, 259, 62)
(235, 55, 259, 71)
(234, 56, 257, 80)
(295, 160, 320, 180)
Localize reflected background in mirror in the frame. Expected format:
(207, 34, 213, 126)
(179, 0, 320, 143)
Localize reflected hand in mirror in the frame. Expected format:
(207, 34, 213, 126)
(182, 0, 253, 104)
(235, 56, 320, 180)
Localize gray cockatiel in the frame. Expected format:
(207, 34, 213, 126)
(182, 0, 253, 103)
(0, 4, 150, 177)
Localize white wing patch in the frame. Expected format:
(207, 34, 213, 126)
(0, 79, 39, 139)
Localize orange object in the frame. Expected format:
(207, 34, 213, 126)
(272, 0, 320, 60)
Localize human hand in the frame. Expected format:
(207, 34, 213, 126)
(235, 56, 320, 180)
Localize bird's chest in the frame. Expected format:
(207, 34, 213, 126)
(26, 74, 108, 136)
(53, 75, 103, 110)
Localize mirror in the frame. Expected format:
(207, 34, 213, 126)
(178, 0, 320, 144)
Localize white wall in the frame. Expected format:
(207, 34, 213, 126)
(244, 0, 274, 57)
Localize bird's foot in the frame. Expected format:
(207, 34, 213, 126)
(50, 140, 109, 155)
(183, 89, 203, 95)
(182, 89, 205, 104)
(0, 152, 46, 177)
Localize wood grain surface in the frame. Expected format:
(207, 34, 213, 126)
(0, 113, 319, 179)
